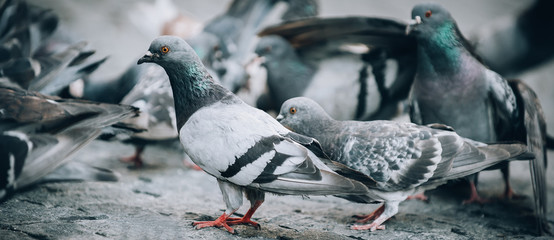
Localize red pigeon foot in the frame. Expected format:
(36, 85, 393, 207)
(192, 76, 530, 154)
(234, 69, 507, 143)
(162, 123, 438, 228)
(193, 213, 235, 234)
(407, 192, 428, 201)
(354, 204, 385, 223)
(227, 200, 263, 229)
(462, 182, 490, 205)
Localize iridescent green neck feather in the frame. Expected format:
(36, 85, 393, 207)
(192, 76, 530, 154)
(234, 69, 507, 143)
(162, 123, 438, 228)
(417, 22, 464, 75)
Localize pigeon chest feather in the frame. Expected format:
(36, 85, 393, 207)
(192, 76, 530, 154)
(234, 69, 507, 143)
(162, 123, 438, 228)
(178, 102, 285, 179)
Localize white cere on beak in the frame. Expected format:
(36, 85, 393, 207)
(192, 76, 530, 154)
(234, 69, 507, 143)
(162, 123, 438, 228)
(415, 16, 422, 24)
(144, 51, 153, 57)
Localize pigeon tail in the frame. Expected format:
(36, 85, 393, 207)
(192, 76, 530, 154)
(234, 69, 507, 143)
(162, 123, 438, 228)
(441, 141, 532, 183)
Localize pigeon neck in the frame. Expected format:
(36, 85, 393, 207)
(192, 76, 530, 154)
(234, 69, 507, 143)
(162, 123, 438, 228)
(416, 22, 465, 76)
(164, 60, 231, 130)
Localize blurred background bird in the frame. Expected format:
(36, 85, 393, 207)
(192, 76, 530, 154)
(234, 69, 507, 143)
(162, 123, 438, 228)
(0, 0, 140, 201)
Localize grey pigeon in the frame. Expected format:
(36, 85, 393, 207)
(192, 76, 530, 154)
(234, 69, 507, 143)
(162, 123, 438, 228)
(254, 17, 416, 120)
(137, 35, 369, 234)
(276, 97, 533, 231)
(0, 85, 139, 202)
(406, 3, 549, 234)
(190, 0, 319, 93)
(117, 64, 178, 168)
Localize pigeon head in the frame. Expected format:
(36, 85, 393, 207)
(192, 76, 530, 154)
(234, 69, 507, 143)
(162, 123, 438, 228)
(276, 97, 332, 132)
(138, 35, 201, 67)
(255, 35, 296, 63)
(406, 3, 457, 39)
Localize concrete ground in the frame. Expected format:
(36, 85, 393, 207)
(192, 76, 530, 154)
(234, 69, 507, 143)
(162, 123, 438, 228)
(1, 0, 553, 239)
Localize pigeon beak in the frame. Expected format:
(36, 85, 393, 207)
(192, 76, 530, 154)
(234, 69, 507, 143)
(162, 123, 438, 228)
(138, 51, 155, 64)
(275, 114, 284, 121)
(405, 16, 422, 35)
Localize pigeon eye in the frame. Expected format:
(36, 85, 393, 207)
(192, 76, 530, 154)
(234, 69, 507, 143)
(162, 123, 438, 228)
(264, 46, 272, 53)
(160, 46, 170, 54)
(425, 10, 432, 18)
(289, 107, 297, 114)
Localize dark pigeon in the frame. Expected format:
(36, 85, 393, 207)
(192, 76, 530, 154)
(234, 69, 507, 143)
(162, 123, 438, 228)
(276, 96, 533, 231)
(0, 85, 139, 202)
(137, 35, 370, 234)
(405, 3, 549, 235)
(254, 16, 416, 120)
(472, 0, 554, 76)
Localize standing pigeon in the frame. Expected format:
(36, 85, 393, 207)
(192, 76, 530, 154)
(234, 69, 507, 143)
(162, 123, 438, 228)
(254, 16, 416, 120)
(276, 96, 533, 231)
(137, 36, 370, 234)
(0, 85, 139, 201)
(405, 3, 549, 234)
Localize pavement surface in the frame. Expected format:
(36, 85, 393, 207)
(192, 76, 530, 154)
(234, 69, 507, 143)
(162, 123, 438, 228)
(1, 1, 553, 239)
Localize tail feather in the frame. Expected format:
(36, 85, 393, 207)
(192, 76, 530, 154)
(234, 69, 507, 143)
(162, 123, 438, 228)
(258, 168, 369, 196)
(440, 142, 532, 182)
(509, 79, 550, 235)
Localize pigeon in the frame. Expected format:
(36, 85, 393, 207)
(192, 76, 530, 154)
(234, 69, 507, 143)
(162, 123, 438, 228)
(194, 0, 320, 93)
(116, 64, 178, 168)
(471, 0, 554, 76)
(254, 16, 416, 120)
(76, 0, 320, 168)
(276, 96, 534, 231)
(137, 35, 371, 234)
(405, 3, 549, 234)
(0, 85, 140, 202)
(0, 0, 106, 96)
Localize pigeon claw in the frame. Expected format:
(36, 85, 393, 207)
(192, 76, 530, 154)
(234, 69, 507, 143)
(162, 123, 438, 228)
(407, 192, 429, 202)
(120, 155, 144, 168)
(226, 217, 261, 229)
(354, 204, 385, 223)
(462, 182, 490, 205)
(351, 222, 386, 231)
(193, 213, 236, 234)
(502, 186, 526, 200)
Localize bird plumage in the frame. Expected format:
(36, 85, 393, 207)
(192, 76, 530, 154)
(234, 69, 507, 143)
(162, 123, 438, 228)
(406, 3, 549, 234)
(0, 85, 139, 201)
(276, 96, 533, 231)
(255, 16, 417, 120)
(138, 35, 370, 233)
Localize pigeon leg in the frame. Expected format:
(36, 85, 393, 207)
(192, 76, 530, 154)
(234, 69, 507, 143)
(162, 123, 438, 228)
(227, 188, 265, 229)
(353, 204, 385, 223)
(120, 145, 145, 168)
(193, 179, 244, 234)
(462, 174, 490, 204)
(406, 192, 428, 201)
(500, 165, 525, 199)
(351, 201, 399, 231)
(226, 200, 263, 229)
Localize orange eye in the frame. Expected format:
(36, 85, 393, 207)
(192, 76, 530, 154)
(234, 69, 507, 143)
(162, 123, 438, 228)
(161, 46, 169, 54)
(425, 10, 432, 18)
(289, 107, 297, 114)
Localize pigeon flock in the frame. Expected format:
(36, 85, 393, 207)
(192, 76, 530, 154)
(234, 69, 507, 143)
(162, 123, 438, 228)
(1, 0, 552, 238)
